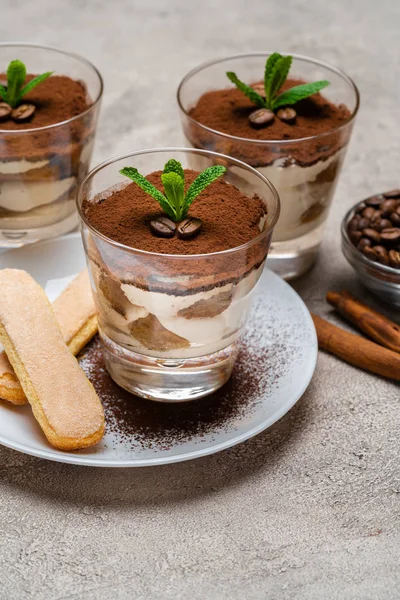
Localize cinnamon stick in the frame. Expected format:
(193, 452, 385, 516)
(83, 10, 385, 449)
(311, 314, 400, 381)
(327, 291, 400, 354)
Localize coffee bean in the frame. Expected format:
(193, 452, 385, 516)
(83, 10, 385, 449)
(365, 195, 383, 207)
(0, 102, 12, 122)
(251, 83, 266, 98)
(372, 218, 392, 232)
(373, 245, 389, 265)
(381, 199, 399, 216)
(380, 228, 400, 244)
(150, 216, 176, 238)
(357, 217, 371, 230)
(362, 206, 376, 220)
(388, 250, 400, 268)
(363, 246, 378, 262)
(362, 228, 381, 243)
(348, 216, 361, 231)
(396, 205, 400, 215)
(177, 217, 202, 239)
(390, 212, 400, 226)
(355, 203, 366, 213)
(383, 189, 400, 199)
(357, 238, 372, 251)
(277, 107, 297, 123)
(349, 230, 362, 244)
(248, 108, 275, 128)
(11, 103, 36, 122)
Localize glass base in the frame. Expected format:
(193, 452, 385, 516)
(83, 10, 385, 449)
(0, 211, 78, 248)
(100, 331, 239, 402)
(267, 222, 324, 280)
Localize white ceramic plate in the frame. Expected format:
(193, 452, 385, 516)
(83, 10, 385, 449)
(0, 233, 317, 467)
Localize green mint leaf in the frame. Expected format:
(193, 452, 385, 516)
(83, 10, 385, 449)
(226, 72, 265, 108)
(120, 167, 176, 221)
(272, 80, 330, 109)
(0, 83, 8, 103)
(6, 60, 26, 107)
(18, 72, 52, 103)
(183, 165, 226, 214)
(163, 159, 185, 182)
(264, 52, 282, 101)
(161, 172, 185, 220)
(267, 56, 293, 106)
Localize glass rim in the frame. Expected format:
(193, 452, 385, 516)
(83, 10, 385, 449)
(177, 51, 360, 146)
(341, 205, 400, 278)
(77, 146, 281, 259)
(0, 43, 103, 134)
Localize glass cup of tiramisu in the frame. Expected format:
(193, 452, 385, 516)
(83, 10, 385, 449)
(77, 148, 280, 402)
(0, 44, 103, 247)
(177, 52, 359, 279)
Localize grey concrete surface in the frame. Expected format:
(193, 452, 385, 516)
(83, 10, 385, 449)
(0, 1, 399, 598)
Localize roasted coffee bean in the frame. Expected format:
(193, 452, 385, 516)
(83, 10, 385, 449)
(11, 103, 36, 122)
(277, 107, 297, 123)
(357, 237, 372, 251)
(372, 218, 392, 232)
(355, 203, 366, 213)
(373, 245, 389, 265)
(380, 228, 400, 244)
(381, 199, 399, 216)
(396, 205, 400, 215)
(388, 250, 400, 268)
(348, 216, 361, 230)
(383, 189, 400, 199)
(362, 228, 381, 243)
(365, 195, 383, 207)
(348, 230, 362, 244)
(177, 217, 202, 239)
(251, 83, 266, 98)
(149, 216, 176, 238)
(248, 108, 275, 128)
(361, 206, 376, 220)
(0, 102, 12, 122)
(362, 246, 378, 261)
(357, 217, 371, 230)
(390, 212, 400, 226)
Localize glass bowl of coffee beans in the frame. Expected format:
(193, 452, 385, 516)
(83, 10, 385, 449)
(341, 189, 400, 307)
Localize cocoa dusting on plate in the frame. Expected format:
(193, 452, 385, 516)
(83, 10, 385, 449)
(78, 335, 286, 451)
(186, 78, 352, 167)
(0, 75, 93, 161)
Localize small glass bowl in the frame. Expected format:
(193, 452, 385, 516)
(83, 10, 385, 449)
(341, 205, 400, 307)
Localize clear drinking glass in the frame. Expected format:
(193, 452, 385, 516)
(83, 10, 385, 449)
(0, 44, 103, 247)
(77, 148, 280, 402)
(177, 53, 359, 279)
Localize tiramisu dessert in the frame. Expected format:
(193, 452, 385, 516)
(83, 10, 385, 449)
(80, 151, 278, 400)
(178, 52, 358, 276)
(0, 55, 99, 244)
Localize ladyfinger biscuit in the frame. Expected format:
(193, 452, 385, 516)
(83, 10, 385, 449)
(0, 269, 104, 450)
(0, 270, 98, 405)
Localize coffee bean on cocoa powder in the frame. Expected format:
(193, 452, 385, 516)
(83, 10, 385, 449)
(0, 102, 12, 122)
(11, 103, 36, 122)
(277, 107, 297, 123)
(150, 216, 176, 238)
(248, 108, 275, 128)
(177, 217, 202, 239)
(388, 249, 400, 268)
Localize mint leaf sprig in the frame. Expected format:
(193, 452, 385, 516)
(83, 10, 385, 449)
(120, 159, 226, 222)
(0, 60, 52, 108)
(227, 52, 330, 112)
